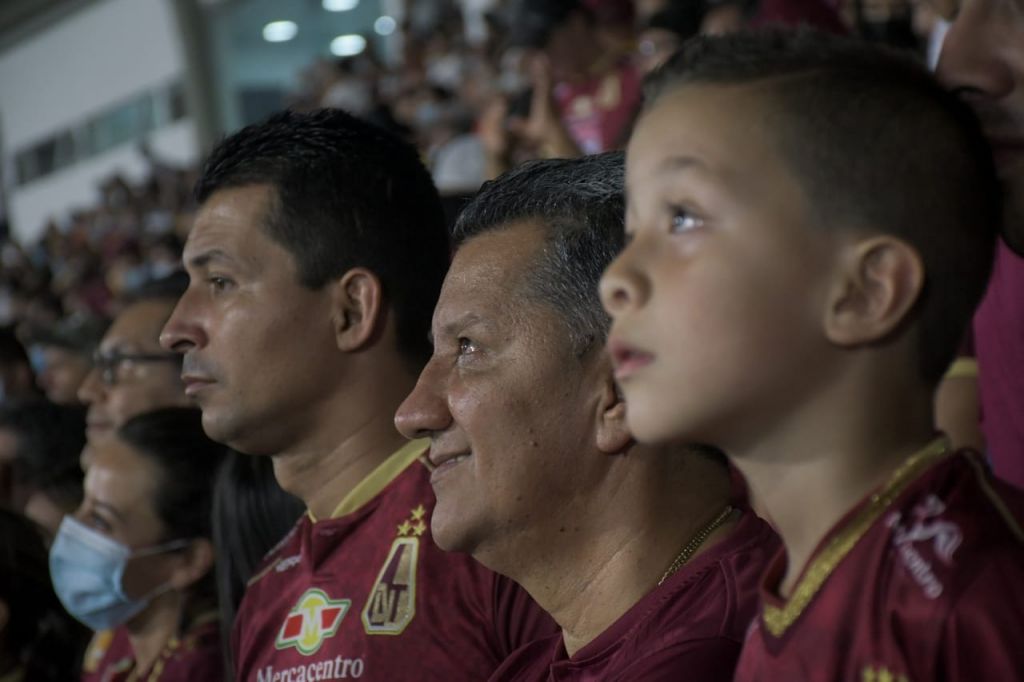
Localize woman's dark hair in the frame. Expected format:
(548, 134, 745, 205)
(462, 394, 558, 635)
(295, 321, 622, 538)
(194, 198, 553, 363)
(212, 453, 303, 678)
(0, 509, 89, 682)
(118, 408, 227, 633)
(118, 408, 227, 541)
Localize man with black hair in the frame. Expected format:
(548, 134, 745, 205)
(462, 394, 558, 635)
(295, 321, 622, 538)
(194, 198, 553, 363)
(396, 152, 777, 681)
(78, 273, 191, 455)
(160, 108, 553, 681)
(936, 0, 1024, 491)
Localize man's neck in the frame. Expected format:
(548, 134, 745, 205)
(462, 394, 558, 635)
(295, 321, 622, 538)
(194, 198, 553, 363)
(269, 354, 417, 520)
(274, 410, 411, 521)
(729, 367, 937, 598)
(494, 449, 733, 656)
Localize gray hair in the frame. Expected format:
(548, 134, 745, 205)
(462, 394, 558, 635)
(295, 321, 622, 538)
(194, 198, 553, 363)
(452, 152, 625, 356)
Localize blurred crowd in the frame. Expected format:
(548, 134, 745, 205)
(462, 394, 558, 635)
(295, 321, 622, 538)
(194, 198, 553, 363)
(0, 0, 974, 680)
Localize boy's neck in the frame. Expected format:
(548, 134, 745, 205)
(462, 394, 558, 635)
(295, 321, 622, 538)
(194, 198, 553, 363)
(730, 373, 938, 598)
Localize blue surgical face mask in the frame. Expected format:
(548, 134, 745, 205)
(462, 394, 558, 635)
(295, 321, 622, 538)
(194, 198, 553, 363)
(49, 516, 190, 631)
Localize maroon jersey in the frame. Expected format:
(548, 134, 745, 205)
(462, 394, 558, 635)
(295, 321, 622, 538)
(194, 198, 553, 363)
(232, 440, 556, 681)
(489, 510, 779, 682)
(81, 613, 222, 682)
(735, 440, 1024, 682)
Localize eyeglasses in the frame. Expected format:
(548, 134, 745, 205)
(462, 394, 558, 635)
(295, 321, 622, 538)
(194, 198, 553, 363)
(92, 350, 181, 386)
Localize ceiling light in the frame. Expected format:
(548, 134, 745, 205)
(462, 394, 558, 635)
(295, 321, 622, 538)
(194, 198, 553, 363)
(331, 34, 367, 57)
(374, 16, 397, 36)
(262, 20, 298, 42)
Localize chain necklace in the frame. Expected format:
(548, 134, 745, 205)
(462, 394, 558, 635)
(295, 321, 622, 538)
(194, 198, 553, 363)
(658, 505, 734, 586)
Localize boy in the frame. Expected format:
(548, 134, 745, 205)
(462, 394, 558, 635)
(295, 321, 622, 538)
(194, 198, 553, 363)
(600, 30, 1024, 680)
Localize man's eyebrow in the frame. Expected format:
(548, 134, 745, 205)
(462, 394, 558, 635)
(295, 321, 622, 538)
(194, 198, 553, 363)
(186, 248, 237, 270)
(437, 312, 487, 340)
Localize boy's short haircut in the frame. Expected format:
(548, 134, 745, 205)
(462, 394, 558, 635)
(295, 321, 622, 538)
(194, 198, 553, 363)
(646, 30, 1000, 385)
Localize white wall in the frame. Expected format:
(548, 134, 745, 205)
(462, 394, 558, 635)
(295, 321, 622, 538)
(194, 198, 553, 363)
(10, 120, 196, 238)
(0, 0, 197, 243)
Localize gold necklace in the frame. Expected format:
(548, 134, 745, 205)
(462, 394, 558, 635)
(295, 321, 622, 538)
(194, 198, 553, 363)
(658, 505, 734, 586)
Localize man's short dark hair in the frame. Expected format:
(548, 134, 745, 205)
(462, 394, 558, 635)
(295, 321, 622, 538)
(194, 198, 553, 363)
(195, 109, 450, 367)
(453, 152, 625, 356)
(646, 30, 1000, 385)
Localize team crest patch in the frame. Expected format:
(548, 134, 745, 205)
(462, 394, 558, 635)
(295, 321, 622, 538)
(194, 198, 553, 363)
(275, 588, 351, 656)
(362, 505, 424, 635)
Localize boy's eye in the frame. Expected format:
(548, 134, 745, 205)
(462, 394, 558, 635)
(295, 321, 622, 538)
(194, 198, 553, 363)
(671, 208, 704, 234)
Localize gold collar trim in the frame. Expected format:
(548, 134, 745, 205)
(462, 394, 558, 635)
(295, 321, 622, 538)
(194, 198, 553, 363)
(762, 437, 949, 638)
(318, 439, 428, 521)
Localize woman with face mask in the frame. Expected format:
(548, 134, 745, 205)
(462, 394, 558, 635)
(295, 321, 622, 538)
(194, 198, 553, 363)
(49, 408, 227, 681)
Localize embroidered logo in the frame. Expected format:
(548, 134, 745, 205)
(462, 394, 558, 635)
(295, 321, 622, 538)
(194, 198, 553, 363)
(361, 505, 424, 635)
(886, 494, 962, 599)
(861, 664, 909, 682)
(275, 588, 351, 656)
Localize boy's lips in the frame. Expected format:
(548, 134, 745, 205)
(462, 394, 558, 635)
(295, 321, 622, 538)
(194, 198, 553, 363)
(607, 338, 655, 379)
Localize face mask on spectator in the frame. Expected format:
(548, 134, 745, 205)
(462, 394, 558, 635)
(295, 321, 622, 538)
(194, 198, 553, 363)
(49, 515, 189, 630)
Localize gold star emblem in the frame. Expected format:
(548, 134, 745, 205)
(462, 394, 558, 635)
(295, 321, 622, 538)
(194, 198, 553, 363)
(410, 504, 426, 521)
(411, 520, 427, 537)
(397, 520, 412, 536)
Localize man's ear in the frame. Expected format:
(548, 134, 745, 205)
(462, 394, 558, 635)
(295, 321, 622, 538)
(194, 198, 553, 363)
(595, 361, 634, 455)
(168, 538, 215, 591)
(824, 236, 925, 347)
(329, 268, 385, 352)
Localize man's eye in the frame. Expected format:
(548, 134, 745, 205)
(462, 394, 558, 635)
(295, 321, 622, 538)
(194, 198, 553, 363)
(671, 208, 704, 233)
(209, 276, 233, 291)
(457, 337, 478, 355)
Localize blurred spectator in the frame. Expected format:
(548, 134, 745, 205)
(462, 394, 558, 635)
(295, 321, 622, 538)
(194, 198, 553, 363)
(0, 401, 86, 538)
(0, 327, 39, 405)
(52, 408, 225, 681)
(636, 2, 706, 75)
(506, 0, 642, 156)
(0, 508, 89, 682)
(26, 315, 108, 406)
(77, 274, 190, 467)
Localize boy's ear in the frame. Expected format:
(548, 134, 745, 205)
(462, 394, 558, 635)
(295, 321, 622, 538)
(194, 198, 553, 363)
(329, 268, 385, 352)
(595, 359, 634, 455)
(824, 236, 925, 347)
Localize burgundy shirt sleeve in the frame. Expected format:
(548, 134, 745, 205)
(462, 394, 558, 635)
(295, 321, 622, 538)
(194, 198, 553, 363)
(940, 560, 1024, 680)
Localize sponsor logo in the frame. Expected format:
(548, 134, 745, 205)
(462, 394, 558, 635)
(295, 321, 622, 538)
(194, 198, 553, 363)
(256, 656, 365, 681)
(276, 589, 351, 656)
(276, 554, 302, 573)
(886, 495, 962, 599)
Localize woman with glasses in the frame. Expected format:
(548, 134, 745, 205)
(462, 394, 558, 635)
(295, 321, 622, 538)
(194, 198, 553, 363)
(50, 407, 227, 681)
